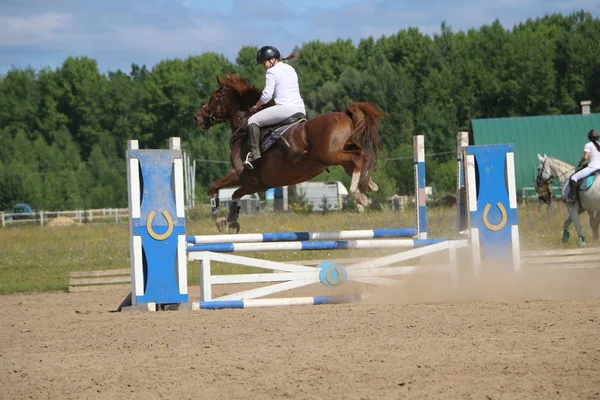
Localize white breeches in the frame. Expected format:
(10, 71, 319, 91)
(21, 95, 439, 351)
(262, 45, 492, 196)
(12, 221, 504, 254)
(248, 105, 306, 127)
(571, 166, 599, 182)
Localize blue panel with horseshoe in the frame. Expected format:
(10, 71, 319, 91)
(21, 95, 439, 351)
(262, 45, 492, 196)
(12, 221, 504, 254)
(466, 145, 518, 263)
(128, 149, 187, 305)
(317, 262, 348, 287)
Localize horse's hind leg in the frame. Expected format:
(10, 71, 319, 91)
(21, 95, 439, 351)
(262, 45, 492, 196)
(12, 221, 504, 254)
(210, 170, 240, 232)
(589, 211, 600, 241)
(348, 170, 368, 206)
(331, 150, 370, 206)
(568, 205, 587, 246)
(366, 179, 378, 192)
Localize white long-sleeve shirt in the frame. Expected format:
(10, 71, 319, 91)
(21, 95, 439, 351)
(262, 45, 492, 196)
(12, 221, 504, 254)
(260, 62, 305, 110)
(584, 141, 600, 169)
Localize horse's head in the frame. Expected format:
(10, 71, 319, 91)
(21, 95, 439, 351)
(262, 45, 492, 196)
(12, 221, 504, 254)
(536, 153, 553, 184)
(194, 75, 261, 130)
(194, 76, 231, 129)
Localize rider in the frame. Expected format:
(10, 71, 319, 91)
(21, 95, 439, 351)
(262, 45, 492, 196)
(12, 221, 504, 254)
(244, 46, 306, 169)
(566, 128, 600, 202)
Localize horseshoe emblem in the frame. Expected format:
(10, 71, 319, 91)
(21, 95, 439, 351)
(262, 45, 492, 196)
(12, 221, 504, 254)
(318, 262, 347, 287)
(483, 202, 507, 232)
(326, 266, 344, 285)
(146, 211, 174, 240)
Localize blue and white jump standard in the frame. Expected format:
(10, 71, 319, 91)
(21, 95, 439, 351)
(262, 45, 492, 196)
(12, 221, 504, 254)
(126, 137, 188, 307)
(463, 144, 520, 272)
(414, 135, 427, 239)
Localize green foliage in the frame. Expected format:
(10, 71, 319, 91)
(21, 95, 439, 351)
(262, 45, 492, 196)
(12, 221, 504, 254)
(288, 187, 313, 214)
(0, 12, 599, 210)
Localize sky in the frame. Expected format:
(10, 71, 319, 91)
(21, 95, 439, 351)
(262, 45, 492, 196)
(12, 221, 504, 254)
(1, 0, 599, 75)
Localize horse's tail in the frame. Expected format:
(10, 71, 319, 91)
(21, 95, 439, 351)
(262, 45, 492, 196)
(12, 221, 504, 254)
(345, 102, 386, 190)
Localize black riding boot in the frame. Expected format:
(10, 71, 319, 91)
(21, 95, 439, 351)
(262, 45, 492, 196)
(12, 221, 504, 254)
(243, 123, 261, 169)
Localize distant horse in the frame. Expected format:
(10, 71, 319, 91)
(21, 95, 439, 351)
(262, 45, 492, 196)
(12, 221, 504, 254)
(536, 154, 600, 246)
(194, 75, 386, 233)
(533, 178, 553, 211)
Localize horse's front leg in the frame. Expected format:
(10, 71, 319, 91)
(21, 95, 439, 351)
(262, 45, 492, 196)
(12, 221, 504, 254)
(210, 170, 240, 232)
(562, 213, 572, 243)
(226, 186, 260, 234)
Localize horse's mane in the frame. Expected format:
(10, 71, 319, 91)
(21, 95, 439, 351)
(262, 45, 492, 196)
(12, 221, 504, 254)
(548, 156, 574, 171)
(221, 75, 262, 105)
(545, 156, 575, 185)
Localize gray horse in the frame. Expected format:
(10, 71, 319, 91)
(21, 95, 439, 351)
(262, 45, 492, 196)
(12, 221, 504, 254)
(536, 154, 600, 246)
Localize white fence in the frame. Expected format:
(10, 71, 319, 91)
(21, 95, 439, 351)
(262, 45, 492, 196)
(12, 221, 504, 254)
(521, 186, 562, 203)
(1, 208, 129, 227)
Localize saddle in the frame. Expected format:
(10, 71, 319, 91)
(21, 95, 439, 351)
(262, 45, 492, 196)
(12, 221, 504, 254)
(258, 113, 307, 152)
(577, 169, 600, 191)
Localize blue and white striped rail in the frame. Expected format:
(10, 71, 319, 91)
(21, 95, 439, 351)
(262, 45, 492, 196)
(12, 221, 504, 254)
(187, 238, 446, 253)
(184, 295, 363, 310)
(187, 228, 417, 245)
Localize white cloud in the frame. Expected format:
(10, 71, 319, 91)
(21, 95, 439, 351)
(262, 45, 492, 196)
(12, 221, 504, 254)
(116, 18, 244, 56)
(0, 12, 73, 46)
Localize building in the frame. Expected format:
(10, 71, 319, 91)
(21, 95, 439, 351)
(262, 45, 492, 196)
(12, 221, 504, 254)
(470, 101, 600, 191)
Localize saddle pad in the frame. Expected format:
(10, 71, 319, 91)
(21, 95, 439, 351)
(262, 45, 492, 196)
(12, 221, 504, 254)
(260, 119, 306, 152)
(579, 171, 600, 191)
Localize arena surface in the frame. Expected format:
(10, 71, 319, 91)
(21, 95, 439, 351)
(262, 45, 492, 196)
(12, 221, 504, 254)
(1, 268, 599, 400)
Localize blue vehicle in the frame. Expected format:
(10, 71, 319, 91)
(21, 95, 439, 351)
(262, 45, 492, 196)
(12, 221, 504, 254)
(10, 203, 34, 220)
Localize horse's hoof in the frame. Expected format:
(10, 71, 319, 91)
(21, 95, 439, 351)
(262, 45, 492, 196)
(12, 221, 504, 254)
(354, 192, 369, 207)
(561, 230, 569, 243)
(215, 217, 227, 232)
(578, 236, 587, 247)
(367, 180, 379, 192)
(228, 221, 240, 234)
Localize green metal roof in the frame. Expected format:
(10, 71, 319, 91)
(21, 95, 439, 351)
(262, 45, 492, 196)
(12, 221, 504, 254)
(471, 113, 600, 191)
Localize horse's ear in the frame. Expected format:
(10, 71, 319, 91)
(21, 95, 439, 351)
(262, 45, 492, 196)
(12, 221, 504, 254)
(216, 75, 223, 87)
(537, 154, 543, 161)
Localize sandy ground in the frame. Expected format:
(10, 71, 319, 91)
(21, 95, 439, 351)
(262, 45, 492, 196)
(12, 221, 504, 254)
(1, 266, 600, 400)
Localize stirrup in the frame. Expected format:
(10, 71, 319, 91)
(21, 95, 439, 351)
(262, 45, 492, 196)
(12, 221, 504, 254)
(243, 153, 260, 169)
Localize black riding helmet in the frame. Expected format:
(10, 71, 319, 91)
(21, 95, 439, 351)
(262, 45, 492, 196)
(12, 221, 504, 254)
(256, 46, 281, 64)
(588, 129, 599, 140)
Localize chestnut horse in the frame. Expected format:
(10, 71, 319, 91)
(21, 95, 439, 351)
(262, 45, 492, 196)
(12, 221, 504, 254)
(194, 75, 386, 233)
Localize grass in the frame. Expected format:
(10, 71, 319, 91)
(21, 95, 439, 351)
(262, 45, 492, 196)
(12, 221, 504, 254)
(0, 203, 591, 295)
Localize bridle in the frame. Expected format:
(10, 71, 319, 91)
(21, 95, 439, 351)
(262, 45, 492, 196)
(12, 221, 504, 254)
(537, 156, 577, 187)
(202, 86, 229, 125)
(536, 157, 552, 186)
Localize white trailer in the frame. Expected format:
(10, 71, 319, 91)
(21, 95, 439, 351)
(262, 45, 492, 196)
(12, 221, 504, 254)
(293, 181, 349, 212)
(218, 188, 261, 214)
